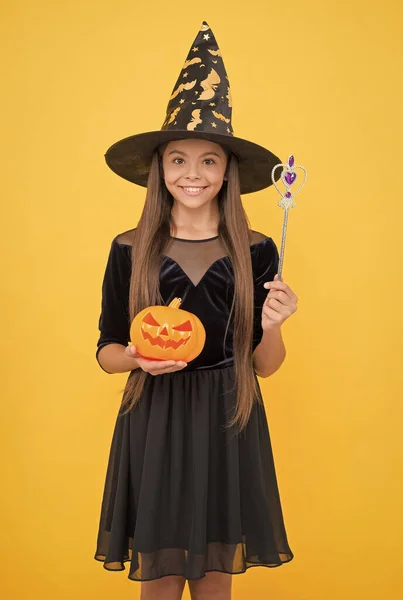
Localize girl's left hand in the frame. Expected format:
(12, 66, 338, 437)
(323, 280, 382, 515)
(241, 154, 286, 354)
(262, 274, 298, 330)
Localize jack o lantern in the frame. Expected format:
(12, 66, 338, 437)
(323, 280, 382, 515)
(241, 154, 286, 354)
(129, 298, 206, 362)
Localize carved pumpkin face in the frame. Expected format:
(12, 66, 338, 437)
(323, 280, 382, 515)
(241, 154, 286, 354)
(130, 298, 206, 362)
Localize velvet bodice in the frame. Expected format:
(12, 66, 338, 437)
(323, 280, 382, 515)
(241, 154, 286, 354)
(96, 229, 279, 372)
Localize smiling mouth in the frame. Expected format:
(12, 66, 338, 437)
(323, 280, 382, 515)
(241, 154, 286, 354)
(180, 186, 207, 196)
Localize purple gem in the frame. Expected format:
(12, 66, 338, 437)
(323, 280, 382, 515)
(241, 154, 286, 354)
(285, 172, 297, 185)
(285, 191, 292, 198)
(288, 155, 295, 167)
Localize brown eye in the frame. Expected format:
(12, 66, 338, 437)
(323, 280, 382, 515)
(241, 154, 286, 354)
(172, 320, 193, 332)
(143, 312, 160, 326)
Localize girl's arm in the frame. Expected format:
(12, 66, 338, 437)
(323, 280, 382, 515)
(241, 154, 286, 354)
(97, 343, 141, 374)
(98, 343, 188, 375)
(253, 324, 286, 378)
(96, 240, 188, 376)
(253, 275, 298, 378)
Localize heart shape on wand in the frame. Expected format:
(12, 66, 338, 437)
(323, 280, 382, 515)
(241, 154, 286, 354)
(284, 172, 297, 185)
(272, 162, 307, 199)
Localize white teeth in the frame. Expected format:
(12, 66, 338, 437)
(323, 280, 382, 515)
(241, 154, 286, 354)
(182, 187, 205, 192)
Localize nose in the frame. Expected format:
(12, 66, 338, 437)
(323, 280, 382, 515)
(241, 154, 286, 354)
(185, 163, 201, 180)
(160, 326, 169, 337)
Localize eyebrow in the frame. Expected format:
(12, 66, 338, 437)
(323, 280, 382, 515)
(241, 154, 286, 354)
(167, 150, 222, 158)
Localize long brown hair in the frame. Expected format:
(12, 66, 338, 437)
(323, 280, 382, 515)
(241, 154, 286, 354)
(120, 147, 260, 431)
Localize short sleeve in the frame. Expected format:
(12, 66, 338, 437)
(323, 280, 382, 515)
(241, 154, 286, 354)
(96, 238, 132, 371)
(252, 236, 280, 349)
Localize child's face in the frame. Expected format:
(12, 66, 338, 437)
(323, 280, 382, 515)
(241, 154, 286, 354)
(161, 138, 228, 209)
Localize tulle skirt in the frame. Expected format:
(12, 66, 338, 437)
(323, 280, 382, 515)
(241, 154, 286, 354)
(94, 365, 294, 581)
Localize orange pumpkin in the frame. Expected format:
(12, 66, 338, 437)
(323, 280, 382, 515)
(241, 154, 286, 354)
(129, 298, 206, 362)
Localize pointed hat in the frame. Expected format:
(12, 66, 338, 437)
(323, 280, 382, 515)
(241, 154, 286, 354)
(105, 21, 282, 194)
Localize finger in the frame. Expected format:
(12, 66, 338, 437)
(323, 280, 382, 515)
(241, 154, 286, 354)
(276, 299, 296, 315)
(262, 305, 282, 321)
(264, 280, 289, 292)
(150, 363, 187, 375)
(262, 304, 285, 321)
(147, 365, 176, 375)
(264, 281, 298, 302)
(144, 360, 178, 370)
(264, 297, 284, 312)
(265, 290, 290, 305)
(263, 303, 293, 320)
(126, 344, 141, 358)
(164, 362, 188, 372)
(263, 281, 287, 292)
(170, 364, 186, 371)
(147, 360, 187, 371)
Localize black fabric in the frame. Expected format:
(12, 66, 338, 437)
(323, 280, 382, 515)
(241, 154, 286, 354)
(96, 229, 279, 372)
(94, 229, 294, 580)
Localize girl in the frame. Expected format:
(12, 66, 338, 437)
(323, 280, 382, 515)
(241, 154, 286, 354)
(94, 22, 297, 600)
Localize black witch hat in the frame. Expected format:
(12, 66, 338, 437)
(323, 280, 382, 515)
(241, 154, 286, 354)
(105, 21, 282, 194)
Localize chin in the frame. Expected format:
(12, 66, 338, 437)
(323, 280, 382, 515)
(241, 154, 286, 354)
(178, 198, 214, 210)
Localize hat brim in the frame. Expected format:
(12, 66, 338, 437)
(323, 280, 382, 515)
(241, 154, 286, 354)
(104, 130, 283, 195)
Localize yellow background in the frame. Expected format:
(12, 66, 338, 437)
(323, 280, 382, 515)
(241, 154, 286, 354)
(1, 0, 402, 598)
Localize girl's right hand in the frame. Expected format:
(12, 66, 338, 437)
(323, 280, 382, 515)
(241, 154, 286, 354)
(124, 344, 187, 375)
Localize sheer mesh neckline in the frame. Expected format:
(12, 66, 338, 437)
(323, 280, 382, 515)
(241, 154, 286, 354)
(114, 228, 269, 286)
(170, 235, 219, 243)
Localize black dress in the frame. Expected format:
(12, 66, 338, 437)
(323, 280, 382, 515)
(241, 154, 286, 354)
(94, 228, 294, 581)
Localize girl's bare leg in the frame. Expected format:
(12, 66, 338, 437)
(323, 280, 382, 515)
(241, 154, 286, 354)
(188, 572, 232, 600)
(140, 576, 186, 600)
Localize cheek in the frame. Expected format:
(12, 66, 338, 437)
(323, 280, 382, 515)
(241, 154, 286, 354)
(205, 166, 226, 186)
(162, 174, 180, 200)
(161, 156, 181, 181)
(206, 176, 225, 193)
(161, 164, 176, 186)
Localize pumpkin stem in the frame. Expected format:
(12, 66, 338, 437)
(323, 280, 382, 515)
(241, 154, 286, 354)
(168, 298, 182, 309)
